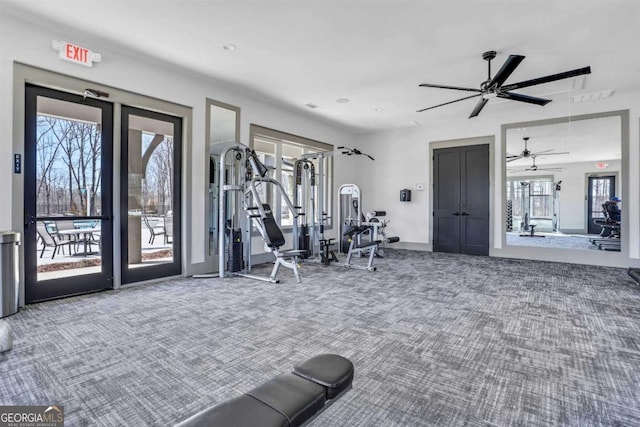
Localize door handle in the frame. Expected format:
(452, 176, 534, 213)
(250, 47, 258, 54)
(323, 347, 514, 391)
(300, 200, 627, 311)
(452, 212, 460, 216)
(25, 214, 36, 228)
(461, 212, 470, 216)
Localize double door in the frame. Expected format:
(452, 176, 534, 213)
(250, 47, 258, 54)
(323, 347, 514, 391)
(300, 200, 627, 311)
(24, 85, 181, 302)
(433, 145, 490, 255)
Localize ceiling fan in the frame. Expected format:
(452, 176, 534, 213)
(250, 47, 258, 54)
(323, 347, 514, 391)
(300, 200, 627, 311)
(337, 146, 375, 160)
(417, 50, 591, 118)
(509, 155, 564, 173)
(506, 137, 569, 163)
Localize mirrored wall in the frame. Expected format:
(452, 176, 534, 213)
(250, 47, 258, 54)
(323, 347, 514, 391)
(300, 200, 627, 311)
(503, 111, 626, 252)
(206, 99, 240, 256)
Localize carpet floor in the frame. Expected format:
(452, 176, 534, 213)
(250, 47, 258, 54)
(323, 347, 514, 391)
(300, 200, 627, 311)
(1, 250, 639, 426)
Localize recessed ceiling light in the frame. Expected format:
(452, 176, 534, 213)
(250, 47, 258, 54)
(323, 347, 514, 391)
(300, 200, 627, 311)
(336, 98, 350, 104)
(374, 107, 383, 112)
(222, 44, 236, 51)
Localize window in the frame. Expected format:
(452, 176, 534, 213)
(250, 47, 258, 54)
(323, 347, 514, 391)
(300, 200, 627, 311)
(250, 125, 333, 228)
(507, 177, 554, 221)
(529, 180, 553, 219)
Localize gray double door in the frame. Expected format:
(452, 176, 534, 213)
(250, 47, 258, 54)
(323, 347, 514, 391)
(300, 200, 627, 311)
(433, 144, 490, 256)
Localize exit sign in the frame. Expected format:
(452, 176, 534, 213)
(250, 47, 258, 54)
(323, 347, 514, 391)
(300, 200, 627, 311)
(52, 40, 102, 67)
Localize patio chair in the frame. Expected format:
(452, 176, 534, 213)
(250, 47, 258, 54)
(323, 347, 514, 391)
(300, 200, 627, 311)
(143, 215, 165, 245)
(36, 221, 73, 259)
(55, 219, 78, 243)
(164, 215, 173, 244)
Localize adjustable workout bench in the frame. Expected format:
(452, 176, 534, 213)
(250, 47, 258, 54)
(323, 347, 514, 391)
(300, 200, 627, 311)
(175, 354, 354, 427)
(343, 225, 380, 271)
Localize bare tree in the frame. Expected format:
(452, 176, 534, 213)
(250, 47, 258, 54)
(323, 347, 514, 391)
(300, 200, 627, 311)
(36, 116, 101, 216)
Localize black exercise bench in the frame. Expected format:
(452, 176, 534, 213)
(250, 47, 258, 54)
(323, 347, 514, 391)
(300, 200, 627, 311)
(343, 225, 380, 271)
(176, 354, 354, 427)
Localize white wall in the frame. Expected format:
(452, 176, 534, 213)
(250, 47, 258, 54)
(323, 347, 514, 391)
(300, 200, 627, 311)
(355, 93, 640, 267)
(0, 13, 356, 276)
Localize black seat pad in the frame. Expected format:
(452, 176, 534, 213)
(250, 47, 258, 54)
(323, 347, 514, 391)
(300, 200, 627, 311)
(355, 240, 381, 249)
(293, 354, 354, 399)
(176, 395, 288, 427)
(277, 249, 308, 257)
(247, 373, 325, 427)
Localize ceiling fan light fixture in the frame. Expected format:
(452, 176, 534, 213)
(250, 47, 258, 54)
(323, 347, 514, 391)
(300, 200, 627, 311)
(417, 51, 591, 118)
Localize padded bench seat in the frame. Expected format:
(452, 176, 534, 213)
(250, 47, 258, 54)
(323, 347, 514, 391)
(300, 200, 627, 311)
(176, 354, 354, 427)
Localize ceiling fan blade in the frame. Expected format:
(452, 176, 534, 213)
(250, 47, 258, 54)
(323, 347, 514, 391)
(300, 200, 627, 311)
(531, 149, 554, 154)
(468, 98, 489, 118)
(533, 151, 570, 156)
(488, 55, 525, 89)
(501, 66, 591, 91)
(417, 93, 480, 112)
(507, 156, 524, 162)
(497, 91, 551, 106)
(419, 83, 482, 93)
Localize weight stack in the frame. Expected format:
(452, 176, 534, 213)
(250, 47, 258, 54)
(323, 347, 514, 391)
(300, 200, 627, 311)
(506, 200, 513, 232)
(298, 225, 310, 259)
(341, 224, 351, 254)
(227, 228, 244, 272)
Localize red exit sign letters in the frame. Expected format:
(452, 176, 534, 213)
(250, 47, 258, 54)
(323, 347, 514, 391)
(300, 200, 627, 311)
(52, 41, 102, 67)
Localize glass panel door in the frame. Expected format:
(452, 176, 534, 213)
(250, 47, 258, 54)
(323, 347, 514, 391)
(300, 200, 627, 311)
(121, 106, 181, 283)
(588, 175, 615, 234)
(24, 84, 114, 302)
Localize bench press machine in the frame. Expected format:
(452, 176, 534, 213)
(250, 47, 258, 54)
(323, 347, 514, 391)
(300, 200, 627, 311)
(195, 144, 306, 283)
(246, 173, 308, 283)
(175, 354, 354, 427)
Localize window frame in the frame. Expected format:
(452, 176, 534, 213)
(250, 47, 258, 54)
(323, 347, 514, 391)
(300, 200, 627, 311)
(506, 175, 555, 221)
(249, 124, 333, 231)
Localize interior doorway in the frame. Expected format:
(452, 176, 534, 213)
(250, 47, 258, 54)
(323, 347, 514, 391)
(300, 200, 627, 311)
(23, 84, 114, 302)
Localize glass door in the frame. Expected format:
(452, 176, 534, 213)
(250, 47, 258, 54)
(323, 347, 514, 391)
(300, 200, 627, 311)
(24, 84, 114, 302)
(121, 106, 181, 283)
(587, 175, 615, 234)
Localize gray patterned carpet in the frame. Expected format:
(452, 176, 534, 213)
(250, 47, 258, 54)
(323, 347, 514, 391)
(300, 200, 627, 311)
(1, 250, 640, 426)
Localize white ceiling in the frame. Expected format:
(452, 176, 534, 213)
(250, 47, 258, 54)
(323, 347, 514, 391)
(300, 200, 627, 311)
(3, 0, 639, 134)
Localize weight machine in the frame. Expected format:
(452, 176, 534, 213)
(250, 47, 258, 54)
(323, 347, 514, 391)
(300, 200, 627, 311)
(293, 151, 338, 266)
(338, 184, 399, 271)
(197, 142, 305, 283)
